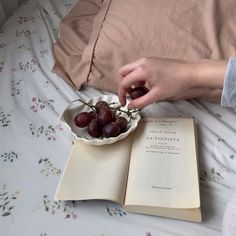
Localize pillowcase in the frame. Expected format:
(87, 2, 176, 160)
(53, 0, 103, 88)
(53, 0, 236, 93)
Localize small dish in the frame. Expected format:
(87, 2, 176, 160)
(59, 95, 141, 145)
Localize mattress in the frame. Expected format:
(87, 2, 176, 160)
(0, 0, 236, 235)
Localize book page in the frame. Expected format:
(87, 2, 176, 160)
(55, 135, 133, 205)
(125, 118, 200, 209)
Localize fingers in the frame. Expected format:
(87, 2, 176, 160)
(118, 67, 146, 106)
(128, 89, 158, 109)
(119, 58, 145, 77)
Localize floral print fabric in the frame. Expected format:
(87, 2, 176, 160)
(0, 0, 236, 235)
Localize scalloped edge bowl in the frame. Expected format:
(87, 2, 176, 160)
(59, 95, 141, 145)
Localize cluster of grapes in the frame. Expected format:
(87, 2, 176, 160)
(74, 100, 137, 138)
(74, 85, 149, 139)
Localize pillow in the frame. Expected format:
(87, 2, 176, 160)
(52, 0, 103, 88)
(53, 0, 236, 93)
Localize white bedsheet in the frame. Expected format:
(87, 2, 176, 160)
(0, 0, 236, 235)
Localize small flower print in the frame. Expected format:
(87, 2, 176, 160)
(18, 57, 38, 73)
(43, 195, 60, 215)
(106, 206, 126, 217)
(0, 185, 19, 217)
(230, 154, 235, 160)
(16, 29, 36, 38)
(217, 136, 225, 142)
(0, 24, 6, 34)
(10, 79, 23, 96)
(40, 49, 49, 58)
(65, 2, 74, 11)
(38, 158, 62, 176)
(30, 97, 55, 112)
(17, 44, 31, 53)
(0, 60, 5, 72)
(65, 212, 77, 220)
(53, 28, 59, 36)
(0, 107, 11, 127)
(17, 16, 35, 24)
(146, 232, 152, 236)
(29, 124, 63, 141)
(0, 43, 6, 49)
(42, 195, 78, 219)
(40, 38, 46, 44)
(1, 151, 18, 163)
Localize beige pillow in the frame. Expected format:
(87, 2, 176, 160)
(53, 0, 236, 93)
(53, 0, 103, 88)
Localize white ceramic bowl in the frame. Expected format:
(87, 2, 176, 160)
(59, 95, 141, 145)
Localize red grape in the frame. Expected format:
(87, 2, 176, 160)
(98, 107, 113, 126)
(102, 122, 121, 138)
(73, 99, 135, 140)
(95, 101, 109, 112)
(89, 111, 97, 119)
(74, 112, 93, 128)
(128, 86, 149, 100)
(87, 119, 102, 138)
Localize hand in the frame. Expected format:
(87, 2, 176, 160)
(118, 57, 227, 109)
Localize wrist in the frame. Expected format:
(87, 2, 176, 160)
(190, 59, 228, 89)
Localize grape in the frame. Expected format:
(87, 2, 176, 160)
(87, 119, 102, 138)
(116, 117, 128, 132)
(95, 101, 109, 112)
(73, 98, 136, 140)
(128, 86, 149, 100)
(133, 81, 145, 87)
(103, 122, 121, 138)
(89, 111, 97, 120)
(74, 112, 93, 128)
(98, 107, 113, 126)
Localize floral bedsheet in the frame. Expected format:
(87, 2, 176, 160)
(0, 0, 236, 235)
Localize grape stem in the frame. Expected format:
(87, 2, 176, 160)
(110, 105, 140, 121)
(71, 98, 140, 121)
(72, 98, 96, 111)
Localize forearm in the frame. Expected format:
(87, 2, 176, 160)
(190, 59, 228, 89)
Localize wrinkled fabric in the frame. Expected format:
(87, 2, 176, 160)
(53, 0, 236, 93)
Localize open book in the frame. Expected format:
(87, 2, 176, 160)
(55, 118, 201, 222)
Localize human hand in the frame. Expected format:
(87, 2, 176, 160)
(118, 57, 227, 109)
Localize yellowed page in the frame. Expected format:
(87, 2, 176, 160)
(125, 118, 200, 209)
(55, 135, 133, 204)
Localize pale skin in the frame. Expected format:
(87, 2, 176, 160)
(118, 57, 228, 109)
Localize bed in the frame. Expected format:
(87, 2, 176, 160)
(0, 0, 236, 235)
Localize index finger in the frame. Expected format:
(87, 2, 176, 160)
(118, 67, 146, 106)
(119, 58, 145, 77)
